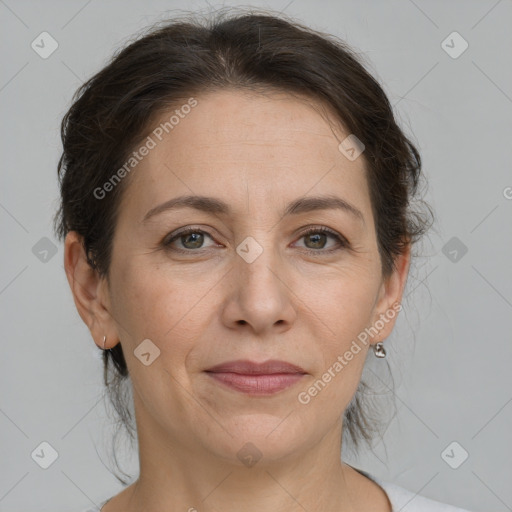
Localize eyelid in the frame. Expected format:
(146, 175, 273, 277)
(163, 225, 219, 247)
(293, 225, 349, 251)
(296, 225, 346, 240)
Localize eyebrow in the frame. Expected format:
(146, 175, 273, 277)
(142, 194, 365, 224)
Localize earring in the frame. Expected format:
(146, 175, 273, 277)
(373, 342, 386, 358)
(102, 335, 108, 351)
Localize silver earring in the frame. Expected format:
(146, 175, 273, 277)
(373, 342, 386, 358)
(102, 335, 108, 351)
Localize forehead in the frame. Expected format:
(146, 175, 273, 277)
(119, 88, 371, 219)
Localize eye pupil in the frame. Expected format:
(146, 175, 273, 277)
(183, 232, 204, 249)
(305, 232, 326, 249)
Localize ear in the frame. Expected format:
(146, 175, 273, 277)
(369, 243, 411, 344)
(63, 231, 119, 349)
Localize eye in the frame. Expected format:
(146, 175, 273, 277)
(163, 227, 217, 252)
(294, 226, 348, 253)
(162, 225, 349, 254)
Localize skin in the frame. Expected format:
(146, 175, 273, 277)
(64, 88, 410, 512)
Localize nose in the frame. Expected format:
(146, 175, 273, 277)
(220, 238, 297, 336)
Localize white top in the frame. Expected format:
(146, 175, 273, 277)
(80, 468, 472, 511)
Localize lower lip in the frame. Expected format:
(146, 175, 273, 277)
(206, 372, 305, 395)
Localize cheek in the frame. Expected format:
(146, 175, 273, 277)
(109, 253, 247, 399)
(108, 265, 210, 415)
(307, 265, 380, 345)
(294, 268, 380, 412)
(295, 276, 377, 414)
(109, 259, 212, 364)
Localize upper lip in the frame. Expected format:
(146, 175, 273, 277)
(205, 359, 307, 375)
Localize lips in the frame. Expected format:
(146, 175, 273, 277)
(205, 359, 307, 395)
(206, 359, 307, 375)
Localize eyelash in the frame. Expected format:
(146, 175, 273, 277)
(163, 226, 349, 255)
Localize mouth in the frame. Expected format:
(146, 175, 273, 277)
(204, 359, 307, 395)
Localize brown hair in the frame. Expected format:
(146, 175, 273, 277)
(54, 7, 432, 483)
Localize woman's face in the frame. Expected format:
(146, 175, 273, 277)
(77, 88, 408, 464)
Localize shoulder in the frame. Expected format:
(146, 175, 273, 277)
(348, 465, 472, 512)
(377, 479, 473, 512)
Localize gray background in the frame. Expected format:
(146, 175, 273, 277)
(1, 0, 511, 511)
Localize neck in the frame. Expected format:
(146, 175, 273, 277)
(114, 397, 362, 512)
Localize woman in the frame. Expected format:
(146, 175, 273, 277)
(54, 8, 472, 512)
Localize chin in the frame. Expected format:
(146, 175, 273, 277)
(198, 414, 315, 467)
